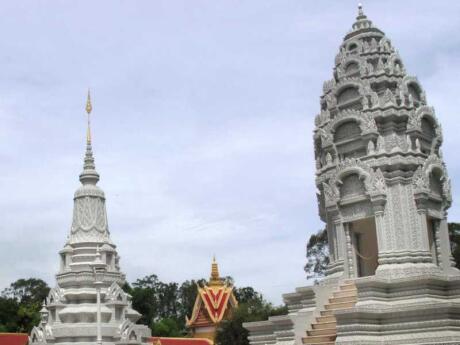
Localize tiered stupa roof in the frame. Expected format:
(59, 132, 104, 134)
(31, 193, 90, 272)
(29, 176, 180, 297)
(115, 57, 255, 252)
(29, 92, 151, 345)
(186, 257, 238, 341)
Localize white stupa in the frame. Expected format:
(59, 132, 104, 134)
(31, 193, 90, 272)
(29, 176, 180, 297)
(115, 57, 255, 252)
(30, 92, 151, 345)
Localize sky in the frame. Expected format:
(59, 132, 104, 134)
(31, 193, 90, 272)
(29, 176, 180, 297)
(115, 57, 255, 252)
(0, 0, 460, 305)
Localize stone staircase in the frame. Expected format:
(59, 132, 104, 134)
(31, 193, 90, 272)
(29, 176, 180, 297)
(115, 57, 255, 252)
(302, 280, 357, 345)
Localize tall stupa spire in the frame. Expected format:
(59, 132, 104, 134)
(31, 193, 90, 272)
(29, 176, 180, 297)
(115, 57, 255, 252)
(80, 90, 99, 185)
(357, 3, 365, 18)
(30, 91, 151, 344)
(86, 89, 92, 143)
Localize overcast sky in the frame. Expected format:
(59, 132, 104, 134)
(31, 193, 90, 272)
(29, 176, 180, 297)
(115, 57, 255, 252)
(0, 0, 460, 304)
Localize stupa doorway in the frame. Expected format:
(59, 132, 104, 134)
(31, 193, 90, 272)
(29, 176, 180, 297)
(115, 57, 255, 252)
(348, 217, 378, 277)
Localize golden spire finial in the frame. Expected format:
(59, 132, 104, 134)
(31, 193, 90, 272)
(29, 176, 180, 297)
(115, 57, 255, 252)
(85, 89, 92, 144)
(209, 255, 222, 286)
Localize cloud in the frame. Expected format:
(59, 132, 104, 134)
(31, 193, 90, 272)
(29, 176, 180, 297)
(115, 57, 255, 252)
(0, 1, 459, 304)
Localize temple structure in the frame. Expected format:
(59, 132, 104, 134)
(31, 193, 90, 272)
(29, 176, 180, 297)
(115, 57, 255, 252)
(29, 93, 151, 345)
(245, 5, 460, 345)
(151, 258, 237, 345)
(186, 257, 238, 342)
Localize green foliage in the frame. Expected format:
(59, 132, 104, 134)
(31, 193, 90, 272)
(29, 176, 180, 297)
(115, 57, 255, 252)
(449, 222, 460, 269)
(215, 287, 287, 345)
(304, 223, 460, 278)
(304, 228, 329, 279)
(215, 308, 249, 345)
(151, 318, 182, 337)
(124, 275, 287, 343)
(128, 274, 207, 335)
(0, 278, 50, 333)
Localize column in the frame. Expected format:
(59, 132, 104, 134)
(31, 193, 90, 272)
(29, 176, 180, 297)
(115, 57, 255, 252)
(344, 223, 354, 278)
(438, 216, 457, 272)
(433, 220, 442, 267)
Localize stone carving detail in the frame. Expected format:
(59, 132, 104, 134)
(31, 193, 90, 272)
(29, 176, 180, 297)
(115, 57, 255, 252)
(323, 79, 336, 94)
(406, 135, 412, 152)
(341, 202, 373, 221)
(381, 89, 396, 106)
(367, 140, 375, 155)
(370, 92, 379, 108)
(308, 4, 455, 300)
(47, 287, 64, 305)
(316, 128, 333, 147)
(322, 181, 339, 207)
(329, 158, 387, 201)
(370, 168, 386, 195)
(322, 110, 377, 145)
(325, 93, 337, 109)
(376, 135, 385, 153)
(71, 196, 108, 234)
(31, 139, 151, 344)
(412, 166, 429, 193)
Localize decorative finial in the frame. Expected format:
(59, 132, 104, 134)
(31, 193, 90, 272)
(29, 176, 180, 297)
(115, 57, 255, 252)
(79, 89, 100, 185)
(209, 256, 222, 286)
(86, 89, 92, 115)
(85, 89, 92, 144)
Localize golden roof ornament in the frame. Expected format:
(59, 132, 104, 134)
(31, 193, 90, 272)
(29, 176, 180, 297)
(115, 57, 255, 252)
(85, 89, 92, 144)
(209, 256, 223, 287)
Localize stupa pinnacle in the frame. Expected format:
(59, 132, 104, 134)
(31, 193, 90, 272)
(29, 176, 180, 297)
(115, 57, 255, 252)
(30, 94, 151, 345)
(245, 5, 460, 345)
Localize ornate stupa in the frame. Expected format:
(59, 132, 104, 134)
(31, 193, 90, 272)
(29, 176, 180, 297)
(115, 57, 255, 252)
(245, 5, 460, 345)
(150, 258, 237, 345)
(185, 257, 238, 343)
(30, 92, 151, 345)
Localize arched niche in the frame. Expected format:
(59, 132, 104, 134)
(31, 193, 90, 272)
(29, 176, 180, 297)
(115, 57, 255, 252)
(429, 168, 443, 198)
(345, 61, 359, 74)
(420, 155, 452, 208)
(401, 76, 425, 106)
(337, 86, 360, 105)
(409, 107, 441, 154)
(129, 331, 137, 341)
(334, 120, 361, 142)
(408, 82, 421, 101)
(333, 120, 366, 159)
(339, 173, 367, 199)
(421, 116, 436, 140)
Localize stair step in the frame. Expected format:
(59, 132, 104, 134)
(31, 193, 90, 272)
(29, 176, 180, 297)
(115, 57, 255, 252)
(312, 321, 336, 330)
(302, 334, 336, 344)
(324, 301, 356, 310)
(320, 309, 334, 317)
(329, 295, 357, 304)
(316, 315, 336, 323)
(307, 327, 337, 336)
(333, 290, 357, 299)
(303, 281, 357, 345)
(339, 283, 357, 291)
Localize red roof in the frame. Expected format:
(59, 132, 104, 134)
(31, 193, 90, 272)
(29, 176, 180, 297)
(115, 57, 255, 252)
(0, 333, 28, 345)
(150, 337, 212, 345)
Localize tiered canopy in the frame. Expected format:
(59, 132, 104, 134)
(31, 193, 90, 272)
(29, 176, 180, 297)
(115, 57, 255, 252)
(186, 258, 238, 332)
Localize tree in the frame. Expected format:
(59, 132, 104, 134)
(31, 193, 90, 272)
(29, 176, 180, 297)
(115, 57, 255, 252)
(304, 228, 329, 279)
(151, 318, 182, 337)
(129, 274, 163, 326)
(177, 279, 205, 327)
(304, 223, 460, 278)
(215, 287, 288, 345)
(0, 278, 50, 333)
(449, 222, 460, 269)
